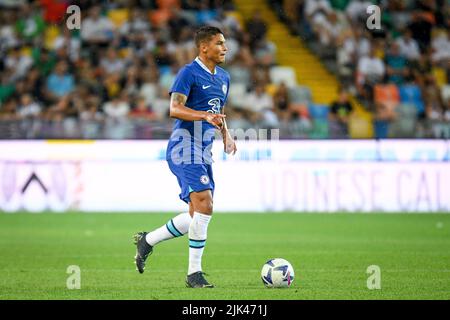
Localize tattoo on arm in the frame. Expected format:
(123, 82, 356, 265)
(171, 92, 187, 106)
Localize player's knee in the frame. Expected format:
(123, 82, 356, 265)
(195, 197, 213, 214)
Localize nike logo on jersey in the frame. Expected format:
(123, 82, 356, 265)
(202, 85, 211, 89)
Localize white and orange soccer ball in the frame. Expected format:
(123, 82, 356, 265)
(261, 258, 295, 288)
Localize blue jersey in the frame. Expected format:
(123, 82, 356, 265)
(166, 57, 230, 164)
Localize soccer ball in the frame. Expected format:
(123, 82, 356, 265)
(261, 258, 295, 288)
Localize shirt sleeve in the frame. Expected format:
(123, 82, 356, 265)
(169, 66, 194, 97)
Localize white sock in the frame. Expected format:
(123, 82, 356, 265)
(188, 212, 212, 275)
(145, 212, 192, 246)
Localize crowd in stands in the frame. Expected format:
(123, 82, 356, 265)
(272, 0, 450, 138)
(0, 0, 449, 139)
(0, 0, 297, 139)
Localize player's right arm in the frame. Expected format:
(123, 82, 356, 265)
(169, 92, 225, 129)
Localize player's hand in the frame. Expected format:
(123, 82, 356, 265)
(204, 113, 226, 129)
(223, 133, 237, 155)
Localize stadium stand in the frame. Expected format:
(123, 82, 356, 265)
(0, 0, 448, 139)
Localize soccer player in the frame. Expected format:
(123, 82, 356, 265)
(133, 26, 237, 288)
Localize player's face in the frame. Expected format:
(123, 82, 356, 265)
(204, 33, 228, 64)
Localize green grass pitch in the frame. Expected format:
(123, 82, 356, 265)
(0, 213, 449, 300)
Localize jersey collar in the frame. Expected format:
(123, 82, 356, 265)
(195, 57, 217, 75)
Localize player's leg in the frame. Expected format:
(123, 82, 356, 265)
(134, 170, 193, 274)
(134, 210, 193, 274)
(186, 189, 214, 288)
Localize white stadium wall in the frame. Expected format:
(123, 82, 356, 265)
(0, 140, 449, 213)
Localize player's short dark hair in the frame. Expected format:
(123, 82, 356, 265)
(194, 26, 224, 48)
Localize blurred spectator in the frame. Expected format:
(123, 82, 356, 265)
(231, 40, 255, 68)
(122, 65, 141, 98)
(0, 71, 15, 104)
(79, 96, 103, 122)
(250, 65, 271, 88)
(39, 0, 68, 24)
(159, 63, 179, 95)
(312, 10, 348, 47)
(345, 0, 373, 24)
(410, 52, 433, 87)
(196, 1, 218, 25)
(246, 10, 267, 48)
(329, 89, 353, 137)
(17, 94, 41, 118)
(154, 41, 175, 70)
(53, 28, 81, 62)
(129, 96, 156, 121)
(396, 29, 421, 61)
(253, 37, 276, 66)
(0, 0, 26, 8)
(45, 60, 75, 101)
(357, 48, 386, 102)
(101, 46, 126, 75)
(385, 42, 408, 85)
(273, 82, 291, 122)
(374, 101, 397, 139)
(431, 29, 450, 66)
(304, 0, 332, 23)
(0, 97, 18, 120)
(244, 84, 279, 127)
(120, 7, 151, 42)
(172, 28, 197, 66)
(44, 94, 76, 121)
(24, 67, 45, 102)
(209, 9, 241, 35)
(103, 93, 130, 120)
(81, 6, 115, 45)
(5, 46, 33, 81)
(168, 7, 192, 42)
(32, 48, 56, 77)
(0, 13, 20, 50)
(15, 3, 46, 42)
(423, 75, 444, 117)
(408, 10, 434, 51)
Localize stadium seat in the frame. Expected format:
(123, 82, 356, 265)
(433, 67, 447, 86)
(399, 85, 424, 114)
(441, 84, 450, 103)
(265, 83, 278, 96)
(108, 8, 129, 28)
(44, 25, 60, 49)
(269, 66, 297, 88)
(289, 86, 312, 104)
(308, 104, 329, 120)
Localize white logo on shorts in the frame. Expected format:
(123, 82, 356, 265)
(200, 175, 210, 185)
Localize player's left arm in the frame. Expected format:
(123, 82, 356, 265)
(220, 107, 237, 155)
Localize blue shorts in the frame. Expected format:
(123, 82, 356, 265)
(167, 160, 215, 204)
